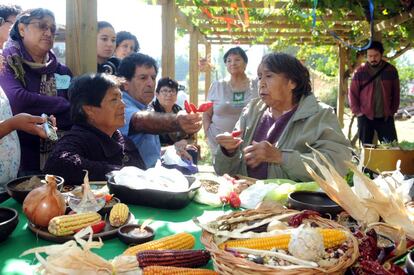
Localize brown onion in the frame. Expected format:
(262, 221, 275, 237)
(23, 175, 66, 227)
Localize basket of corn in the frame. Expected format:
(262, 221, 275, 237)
(198, 205, 359, 275)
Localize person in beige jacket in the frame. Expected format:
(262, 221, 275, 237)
(214, 53, 351, 181)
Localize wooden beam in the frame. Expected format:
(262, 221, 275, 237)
(198, 22, 353, 31)
(65, 0, 97, 76)
(189, 29, 199, 106)
(179, 0, 291, 9)
(176, 9, 208, 44)
(374, 10, 414, 32)
(206, 36, 336, 43)
(161, 0, 175, 78)
(337, 44, 347, 128)
(208, 39, 336, 45)
(390, 42, 412, 60)
(204, 43, 211, 101)
(207, 30, 345, 38)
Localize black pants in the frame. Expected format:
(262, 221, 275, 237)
(357, 115, 398, 145)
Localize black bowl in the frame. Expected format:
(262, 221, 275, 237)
(118, 224, 155, 245)
(6, 175, 64, 204)
(106, 174, 200, 209)
(0, 189, 10, 204)
(287, 191, 343, 216)
(0, 207, 19, 242)
(406, 250, 414, 275)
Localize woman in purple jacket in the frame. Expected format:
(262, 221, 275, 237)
(0, 8, 72, 175)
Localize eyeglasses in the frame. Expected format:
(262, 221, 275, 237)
(26, 21, 57, 35)
(159, 88, 177, 95)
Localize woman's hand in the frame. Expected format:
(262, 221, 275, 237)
(174, 140, 193, 161)
(3, 113, 48, 139)
(243, 141, 283, 168)
(216, 132, 243, 155)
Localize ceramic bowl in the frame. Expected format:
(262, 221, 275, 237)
(287, 191, 343, 216)
(117, 224, 155, 245)
(6, 175, 64, 204)
(98, 196, 120, 216)
(0, 207, 19, 242)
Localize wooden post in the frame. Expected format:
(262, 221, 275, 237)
(204, 43, 211, 100)
(189, 28, 199, 106)
(337, 44, 347, 128)
(66, 0, 97, 76)
(161, 0, 175, 78)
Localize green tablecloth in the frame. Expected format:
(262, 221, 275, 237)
(0, 198, 222, 274)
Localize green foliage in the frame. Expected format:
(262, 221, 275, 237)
(317, 86, 338, 108)
(396, 60, 414, 95)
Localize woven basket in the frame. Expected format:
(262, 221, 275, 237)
(201, 208, 359, 275)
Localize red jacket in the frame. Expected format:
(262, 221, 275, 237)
(348, 61, 400, 120)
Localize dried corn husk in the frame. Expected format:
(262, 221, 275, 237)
(366, 222, 407, 256)
(21, 227, 140, 275)
(302, 146, 379, 225)
(346, 162, 414, 240)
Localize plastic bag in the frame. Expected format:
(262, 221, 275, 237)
(193, 173, 233, 207)
(239, 182, 276, 209)
(161, 145, 198, 175)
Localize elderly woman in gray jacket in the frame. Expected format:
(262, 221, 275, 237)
(214, 53, 351, 181)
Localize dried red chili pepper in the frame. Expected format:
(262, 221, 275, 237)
(228, 192, 241, 208)
(386, 263, 406, 275)
(190, 103, 198, 113)
(358, 229, 379, 261)
(104, 194, 113, 202)
(287, 210, 321, 227)
(197, 102, 213, 112)
(74, 220, 106, 234)
(231, 130, 242, 137)
(184, 100, 191, 113)
(359, 260, 392, 275)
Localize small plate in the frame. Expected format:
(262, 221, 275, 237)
(27, 213, 134, 243)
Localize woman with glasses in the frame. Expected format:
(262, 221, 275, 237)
(152, 77, 198, 163)
(0, 8, 72, 175)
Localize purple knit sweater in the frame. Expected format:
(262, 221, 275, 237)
(0, 41, 72, 172)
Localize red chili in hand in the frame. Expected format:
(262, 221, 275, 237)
(184, 100, 192, 113)
(190, 103, 198, 113)
(231, 130, 242, 137)
(197, 102, 213, 112)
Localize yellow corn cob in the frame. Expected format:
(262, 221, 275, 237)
(124, 232, 195, 256)
(48, 212, 101, 236)
(109, 203, 129, 227)
(143, 266, 218, 275)
(218, 228, 347, 250)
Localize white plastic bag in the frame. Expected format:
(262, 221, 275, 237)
(239, 182, 276, 209)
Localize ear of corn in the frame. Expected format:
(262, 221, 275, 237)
(48, 212, 101, 236)
(143, 266, 218, 275)
(137, 249, 210, 268)
(218, 228, 347, 250)
(124, 232, 195, 256)
(109, 203, 129, 227)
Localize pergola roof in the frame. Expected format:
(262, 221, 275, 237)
(173, 0, 414, 49)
